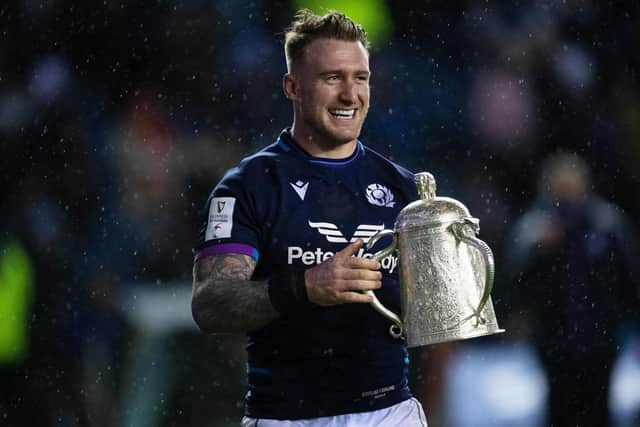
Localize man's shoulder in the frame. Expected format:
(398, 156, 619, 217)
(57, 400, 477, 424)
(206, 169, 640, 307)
(238, 141, 283, 168)
(221, 140, 284, 181)
(360, 144, 415, 182)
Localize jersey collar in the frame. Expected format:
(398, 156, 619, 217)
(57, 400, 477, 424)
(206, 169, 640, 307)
(277, 128, 363, 167)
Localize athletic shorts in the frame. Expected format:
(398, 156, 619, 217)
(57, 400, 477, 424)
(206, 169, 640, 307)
(240, 397, 428, 426)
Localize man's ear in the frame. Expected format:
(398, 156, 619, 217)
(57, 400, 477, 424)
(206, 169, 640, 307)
(283, 73, 298, 101)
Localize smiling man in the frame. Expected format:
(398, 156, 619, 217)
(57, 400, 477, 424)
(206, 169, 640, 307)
(191, 9, 427, 426)
(284, 35, 370, 156)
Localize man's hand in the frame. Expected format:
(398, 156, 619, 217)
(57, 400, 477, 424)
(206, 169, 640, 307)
(304, 239, 382, 306)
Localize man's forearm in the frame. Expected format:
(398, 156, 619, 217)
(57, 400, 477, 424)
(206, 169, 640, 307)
(192, 254, 278, 334)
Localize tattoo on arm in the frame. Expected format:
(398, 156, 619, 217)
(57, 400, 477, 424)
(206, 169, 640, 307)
(195, 254, 255, 281)
(192, 254, 277, 334)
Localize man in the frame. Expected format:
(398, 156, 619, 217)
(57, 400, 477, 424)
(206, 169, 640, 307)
(192, 9, 427, 426)
(504, 153, 640, 427)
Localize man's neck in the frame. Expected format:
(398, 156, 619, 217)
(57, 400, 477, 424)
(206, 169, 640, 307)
(290, 127, 357, 159)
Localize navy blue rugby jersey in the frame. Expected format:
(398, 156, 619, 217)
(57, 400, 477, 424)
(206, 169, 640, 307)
(195, 129, 419, 419)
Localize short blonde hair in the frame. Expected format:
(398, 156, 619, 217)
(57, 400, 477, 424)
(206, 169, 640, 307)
(284, 9, 369, 71)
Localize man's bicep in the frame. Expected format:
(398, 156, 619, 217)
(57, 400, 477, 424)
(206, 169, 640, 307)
(193, 253, 257, 283)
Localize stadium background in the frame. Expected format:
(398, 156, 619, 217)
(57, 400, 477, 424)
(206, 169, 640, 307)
(1, 1, 639, 426)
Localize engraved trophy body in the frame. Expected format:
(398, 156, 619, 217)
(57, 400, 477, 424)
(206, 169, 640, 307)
(366, 172, 504, 347)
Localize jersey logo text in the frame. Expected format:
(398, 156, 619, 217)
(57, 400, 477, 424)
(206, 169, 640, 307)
(287, 246, 398, 273)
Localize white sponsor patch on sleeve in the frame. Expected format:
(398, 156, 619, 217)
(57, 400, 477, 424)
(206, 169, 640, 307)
(205, 197, 236, 240)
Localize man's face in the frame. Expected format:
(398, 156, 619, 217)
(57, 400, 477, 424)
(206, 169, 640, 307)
(287, 38, 370, 148)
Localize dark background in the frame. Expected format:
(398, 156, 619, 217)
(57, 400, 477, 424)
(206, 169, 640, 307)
(1, 1, 639, 426)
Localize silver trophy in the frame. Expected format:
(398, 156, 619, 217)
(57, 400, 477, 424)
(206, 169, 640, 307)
(365, 172, 504, 347)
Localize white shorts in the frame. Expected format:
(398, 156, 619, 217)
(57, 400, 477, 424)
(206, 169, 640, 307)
(240, 397, 428, 427)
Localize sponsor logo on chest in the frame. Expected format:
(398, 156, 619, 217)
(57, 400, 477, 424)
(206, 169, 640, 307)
(286, 220, 399, 273)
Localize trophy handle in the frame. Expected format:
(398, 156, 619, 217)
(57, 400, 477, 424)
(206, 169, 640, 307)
(451, 218, 495, 326)
(365, 229, 403, 339)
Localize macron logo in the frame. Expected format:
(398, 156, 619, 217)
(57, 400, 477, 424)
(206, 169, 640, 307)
(290, 180, 309, 200)
(308, 221, 384, 243)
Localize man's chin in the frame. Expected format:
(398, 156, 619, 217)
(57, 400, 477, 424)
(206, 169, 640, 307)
(323, 127, 361, 146)
(302, 121, 363, 148)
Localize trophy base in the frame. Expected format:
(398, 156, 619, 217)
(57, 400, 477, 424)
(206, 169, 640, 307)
(407, 326, 505, 348)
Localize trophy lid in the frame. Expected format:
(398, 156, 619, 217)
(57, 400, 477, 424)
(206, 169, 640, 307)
(415, 172, 436, 201)
(396, 172, 472, 231)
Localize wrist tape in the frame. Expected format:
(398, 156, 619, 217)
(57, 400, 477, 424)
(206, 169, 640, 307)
(267, 271, 309, 315)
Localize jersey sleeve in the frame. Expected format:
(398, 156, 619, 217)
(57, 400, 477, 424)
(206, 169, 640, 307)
(194, 166, 260, 263)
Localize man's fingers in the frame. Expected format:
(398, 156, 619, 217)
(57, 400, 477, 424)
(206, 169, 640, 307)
(335, 240, 382, 270)
(345, 255, 381, 270)
(336, 238, 365, 258)
(338, 279, 382, 292)
(341, 269, 382, 281)
(336, 291, 375, 304)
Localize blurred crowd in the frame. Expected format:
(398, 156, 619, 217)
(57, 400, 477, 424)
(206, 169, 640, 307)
(1, 1, 639, 426)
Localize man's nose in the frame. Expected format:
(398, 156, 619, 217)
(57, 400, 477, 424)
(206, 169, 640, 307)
(339, 80, 358, 103)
